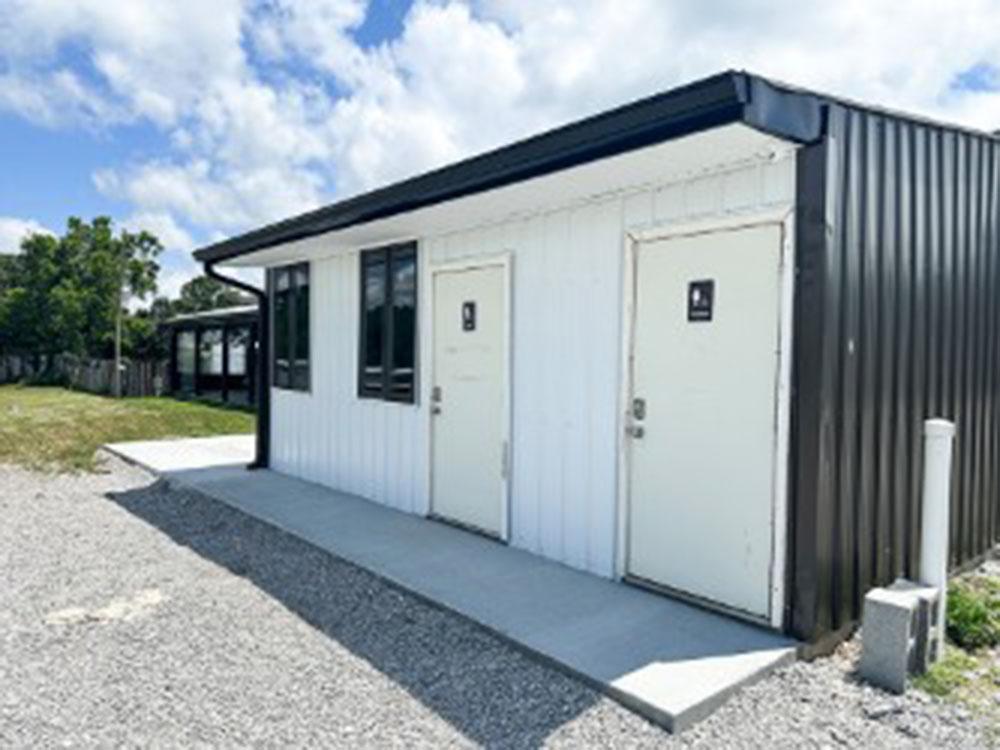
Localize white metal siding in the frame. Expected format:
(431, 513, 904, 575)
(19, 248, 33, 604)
(271, 250, 425, 515)
(269, 149, 795, 578)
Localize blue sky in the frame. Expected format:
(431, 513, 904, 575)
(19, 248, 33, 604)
(1, 1, 999, 299)
(0, 1, 408, 240)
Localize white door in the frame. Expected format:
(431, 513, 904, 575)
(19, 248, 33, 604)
(626, 224, 782, 618)
(431, 263, 508, 537)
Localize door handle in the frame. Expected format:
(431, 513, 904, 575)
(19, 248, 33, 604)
(632, 397, 646, 421)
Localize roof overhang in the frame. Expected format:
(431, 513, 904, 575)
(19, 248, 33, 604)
(164, 304, 259, 326)
(195, 71, 825, 267)
(215, 122, 796, 268)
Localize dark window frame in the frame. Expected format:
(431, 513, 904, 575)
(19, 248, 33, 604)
(270, 261, 311, 392)
(358, 241, 418, 404)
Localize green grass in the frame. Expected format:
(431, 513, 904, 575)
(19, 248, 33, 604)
(914, 643, 1000, 743)
(911, 574, 1000, 743)
(913, 644, 982, 697)
(0, 384, 255, 472)
(948, 577, 1000, 650)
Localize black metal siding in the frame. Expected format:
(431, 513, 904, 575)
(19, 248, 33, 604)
(791, 103, 1000, 641)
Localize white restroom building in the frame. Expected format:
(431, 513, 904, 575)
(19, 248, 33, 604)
(196, 71, 1000, 643)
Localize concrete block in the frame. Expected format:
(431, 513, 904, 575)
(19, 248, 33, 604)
(859, 579, 940, 694)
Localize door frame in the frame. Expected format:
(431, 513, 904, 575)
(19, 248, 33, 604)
(427, 252, 513, 542)
(614, 208, 795, 629)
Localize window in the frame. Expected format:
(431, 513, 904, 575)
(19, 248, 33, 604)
(227, 326, 249, 377)
(359, 242, 417, 403)
(176, 330, 195, 393)
(199, 328, 223, 376)
(272, 262, 310, 390)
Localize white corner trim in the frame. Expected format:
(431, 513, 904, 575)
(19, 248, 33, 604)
(769, 210, 795, 630)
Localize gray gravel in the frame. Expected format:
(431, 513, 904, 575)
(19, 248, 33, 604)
(0, 454, 989, 748)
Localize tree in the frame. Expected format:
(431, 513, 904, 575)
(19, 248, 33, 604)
(0, 218, 162, 386)
(1, 232, 74, 358)
(0, 253, 19, 292)
(97, 220, 162, 396)
(173, 274, 254, 315)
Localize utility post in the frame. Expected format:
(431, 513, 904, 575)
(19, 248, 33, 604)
(113, 286, 123, 398)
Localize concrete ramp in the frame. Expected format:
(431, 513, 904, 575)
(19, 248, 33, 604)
(105, 436, 798, 732)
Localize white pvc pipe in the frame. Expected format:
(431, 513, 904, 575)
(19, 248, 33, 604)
(919, 418, 956, 660)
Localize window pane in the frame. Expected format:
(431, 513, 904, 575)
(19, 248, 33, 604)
(177, 330, 195, 393)
(227, 327, 248, 376)
(275, 268, 291, 292)
(389, 248, 416, 400)
(199, 328, 223, 375)
(361, 253, 386, 394)
(273, 269, 290, 388)
(294, 264, 310, 387)
(226, 327, 251, 405)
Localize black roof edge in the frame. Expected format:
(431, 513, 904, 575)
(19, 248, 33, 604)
(192, 71, 831, 265)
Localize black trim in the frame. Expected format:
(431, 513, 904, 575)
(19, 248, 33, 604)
(789, 140, 831, 639)
(194, 70, 1000, 269)
(358, 241, 418, 404)
(193, 72, 813, 265)
(205, 263, 269, 470)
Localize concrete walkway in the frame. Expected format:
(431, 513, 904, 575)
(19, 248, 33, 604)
(104, 435, 797, 733)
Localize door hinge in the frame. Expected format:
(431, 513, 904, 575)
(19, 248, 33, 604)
(501, 440, 510, 479)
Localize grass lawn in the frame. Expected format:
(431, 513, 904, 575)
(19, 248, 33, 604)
(0, 384, 255, 472)
(912, 570, 1000, 739)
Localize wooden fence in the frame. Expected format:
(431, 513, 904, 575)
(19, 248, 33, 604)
(0, 354, 168, 397)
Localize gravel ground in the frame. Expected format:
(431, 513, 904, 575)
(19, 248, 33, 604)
(0, 454, 989, 748)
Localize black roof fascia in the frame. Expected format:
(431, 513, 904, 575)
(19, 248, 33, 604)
(195, 71, 825, 264)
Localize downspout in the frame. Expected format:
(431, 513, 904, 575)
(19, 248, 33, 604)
(205, 261, 270, 470)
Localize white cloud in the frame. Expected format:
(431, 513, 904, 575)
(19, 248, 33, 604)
(0, 0, 246, 127)
(122, 211, 194, 253)
(155, 265, 198, 302)
(4, 0, 1000, 258)
(0, 217, 54, 254)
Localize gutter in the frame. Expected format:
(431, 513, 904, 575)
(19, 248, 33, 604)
(204, 262, 270, 470)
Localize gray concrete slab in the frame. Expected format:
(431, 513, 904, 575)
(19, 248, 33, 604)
(104, 436, 798, 733)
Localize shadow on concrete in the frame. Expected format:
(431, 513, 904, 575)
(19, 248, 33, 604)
(106, 476, 609, 747)
(100, 441, 796, 735)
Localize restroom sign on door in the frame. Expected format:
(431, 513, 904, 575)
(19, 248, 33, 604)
(687, 280, 714, 322)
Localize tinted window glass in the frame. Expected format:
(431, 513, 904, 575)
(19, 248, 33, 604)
(273, 269, 291, 388)
(361, 252, 386, 396)
(199, 328, 224, 375)
(177, 330, 196, 393)
(227, 327, 248, 376)
(293, 265, 310, 389)
(390, 248, 416, 400)
(272, 264, 308, 391)
(358, 243, 417, 403)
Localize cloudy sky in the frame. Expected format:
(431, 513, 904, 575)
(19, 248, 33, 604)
(1, 0, 999, 298)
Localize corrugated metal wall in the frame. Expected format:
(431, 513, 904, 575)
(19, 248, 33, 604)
(791, 104, 1000, 641)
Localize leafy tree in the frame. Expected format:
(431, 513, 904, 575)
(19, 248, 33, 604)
(2, 232, 71, 358)
(0, 253, 20, 292)
(173, 275, 253, 314)
(123, 312, 168, 362)
(0, 218, 163, 389)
